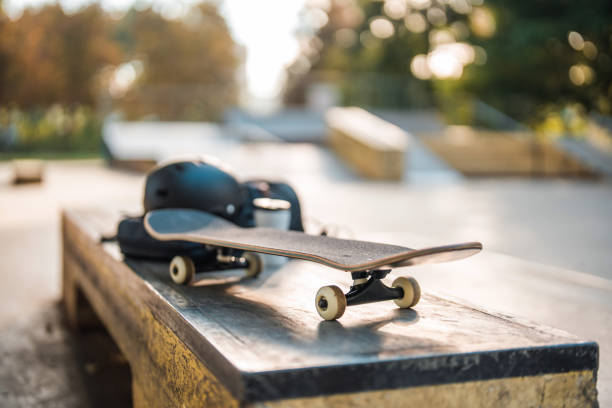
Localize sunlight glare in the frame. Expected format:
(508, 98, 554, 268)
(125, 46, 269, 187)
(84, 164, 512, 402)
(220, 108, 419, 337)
(449, 0, 472, 14)
(569, 64, 594, 86)
(384, 0, 408, 20)
(428, 47, 464, 79)
(335, 28, 358, 48)
(410, 54, 432, 79)
(583, 41, 598, 60)
(370, 17, 395, 39)
(568, 31, 584, 51)
(222, 0, 307, 103)
(404, 12, 427, 33)
(426, 7, 447, 27)
(408, 0, 431, 10)
(470, 7, 496, 38)
(429, 29, 455, 46)
(109, 61, 142, 98)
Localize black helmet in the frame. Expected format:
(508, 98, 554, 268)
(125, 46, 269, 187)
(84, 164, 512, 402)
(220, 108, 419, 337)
(144, 158, 245, 222)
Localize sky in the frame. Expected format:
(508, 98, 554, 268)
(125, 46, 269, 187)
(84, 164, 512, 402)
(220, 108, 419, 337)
(221, 0, 307, 108)
(3, 0, 308, 108)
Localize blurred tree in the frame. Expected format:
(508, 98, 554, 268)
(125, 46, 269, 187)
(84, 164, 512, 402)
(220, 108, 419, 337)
(0, 2, 239, 122)
(285, 0, 612, 126)
(453, 0, 612, 124)
(113, 3, 239, 120)
(285, 0, 435, 108)
(0, 3, 8, 100)
(0, 4, 121, 108)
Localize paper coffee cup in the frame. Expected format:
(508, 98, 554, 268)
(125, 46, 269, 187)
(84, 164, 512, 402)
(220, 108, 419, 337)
(253, 198, 291, 266)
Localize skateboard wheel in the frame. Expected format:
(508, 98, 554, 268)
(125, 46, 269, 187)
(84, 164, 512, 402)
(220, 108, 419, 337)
(244, 252, 262, 278)
(392, 277, 421, 308)
(315, 285, 347, 321)
(169, 255, 195, 285)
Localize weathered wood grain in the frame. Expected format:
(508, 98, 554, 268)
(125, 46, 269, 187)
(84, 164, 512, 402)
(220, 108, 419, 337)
(63, 211, 240, 407)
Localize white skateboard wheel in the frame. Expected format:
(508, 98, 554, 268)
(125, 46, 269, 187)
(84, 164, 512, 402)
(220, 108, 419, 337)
(169, 255, 195, 285)
(392, 276, 421, 308)
(315, 285, 347, 320)
(244, 252, 262, 278)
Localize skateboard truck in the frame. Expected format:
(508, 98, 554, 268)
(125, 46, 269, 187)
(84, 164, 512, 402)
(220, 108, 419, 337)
(315, 269, 421, 321)
(168, 250, 263, 285)
(345, 270, 403, 306)
(214, 249, 262, 278)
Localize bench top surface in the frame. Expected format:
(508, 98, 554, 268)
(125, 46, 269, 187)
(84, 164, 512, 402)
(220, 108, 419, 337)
(66, 208, 597, 401)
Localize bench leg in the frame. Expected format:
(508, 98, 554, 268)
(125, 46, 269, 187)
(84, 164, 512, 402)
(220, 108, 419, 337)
(132, 379, 147, 408)
(62, 251, 103, 330)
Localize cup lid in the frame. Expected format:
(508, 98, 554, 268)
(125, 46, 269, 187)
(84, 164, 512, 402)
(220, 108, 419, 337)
(253, 198, 291, 211)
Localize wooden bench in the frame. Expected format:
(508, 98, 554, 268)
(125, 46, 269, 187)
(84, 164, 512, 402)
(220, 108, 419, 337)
(62, 208, 599, 407)
(326, 107, 408, 180)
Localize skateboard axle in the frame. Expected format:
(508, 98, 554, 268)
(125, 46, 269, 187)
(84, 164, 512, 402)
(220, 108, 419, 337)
(318, 298, 328, 309)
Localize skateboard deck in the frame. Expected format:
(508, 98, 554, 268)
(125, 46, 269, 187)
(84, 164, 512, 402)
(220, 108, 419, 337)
(144, 209, 482, 272)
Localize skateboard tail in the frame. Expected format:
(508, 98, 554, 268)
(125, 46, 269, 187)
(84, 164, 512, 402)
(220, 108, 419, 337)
(386, 244, 483, 269)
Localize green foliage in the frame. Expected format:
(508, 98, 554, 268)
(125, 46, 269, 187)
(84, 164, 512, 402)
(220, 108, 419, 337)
(113, 4, 239, 121)
(0, 2, 240, 151)
(287, 0, 612, 128)
(0, 4, 121, 108)
(0, 3, 239, 118)
(285, 0, 446, 107)
(0, 106, 102, 152)
(456, 0, 612, 125)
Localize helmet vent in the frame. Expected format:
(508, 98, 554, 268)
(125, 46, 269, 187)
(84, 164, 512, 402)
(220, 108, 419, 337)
(156, 189, 168, 198)
(174, 163, 185, 172)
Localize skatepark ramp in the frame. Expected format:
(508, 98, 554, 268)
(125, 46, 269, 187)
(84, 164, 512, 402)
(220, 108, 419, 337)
(422, 126, 598, 177)
(325, 107, 409, 180)
(557, 137, 612, 178)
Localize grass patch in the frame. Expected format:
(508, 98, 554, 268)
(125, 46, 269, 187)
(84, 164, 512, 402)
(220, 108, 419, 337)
(0, 151, 102, 161)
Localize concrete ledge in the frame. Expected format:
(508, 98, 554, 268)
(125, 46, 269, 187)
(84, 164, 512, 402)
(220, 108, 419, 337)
(12, 159, 44, 184)
(422, 126, 597, 177)
(62, 208, 599, 407)
(326, 107, 408, 180)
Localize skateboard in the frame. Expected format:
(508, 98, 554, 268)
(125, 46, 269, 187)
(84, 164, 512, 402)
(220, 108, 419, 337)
(144, 208, 482, 320)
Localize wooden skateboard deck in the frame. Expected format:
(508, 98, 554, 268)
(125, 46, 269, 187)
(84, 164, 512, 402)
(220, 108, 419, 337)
(144, 209, 482, 272)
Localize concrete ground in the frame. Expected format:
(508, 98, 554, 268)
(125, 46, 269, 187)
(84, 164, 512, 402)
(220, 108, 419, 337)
(1, 147, 611, 406)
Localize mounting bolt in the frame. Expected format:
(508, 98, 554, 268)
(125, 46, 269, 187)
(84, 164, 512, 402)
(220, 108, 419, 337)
(318, 297, 328, 310)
